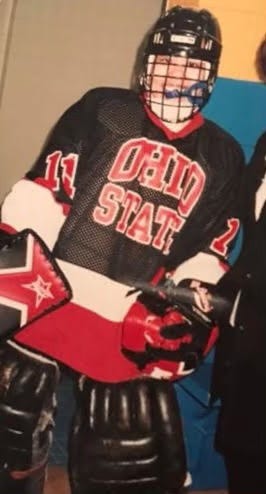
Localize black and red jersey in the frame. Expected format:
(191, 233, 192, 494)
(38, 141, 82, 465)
(1, 87, 245, 381)
(27, 87, 244, 282)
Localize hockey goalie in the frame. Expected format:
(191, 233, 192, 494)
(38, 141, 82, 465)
(0, 6, 244, 494)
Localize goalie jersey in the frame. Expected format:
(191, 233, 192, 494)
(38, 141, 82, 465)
(1, 88, 245, 381)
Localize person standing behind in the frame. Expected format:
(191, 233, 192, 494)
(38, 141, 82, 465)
(212, 34, 266, 494)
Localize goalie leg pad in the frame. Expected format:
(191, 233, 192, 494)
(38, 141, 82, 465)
(69, 377, 186, 494)
(0, 340, 60, 475)
(0, 466, 46, 494)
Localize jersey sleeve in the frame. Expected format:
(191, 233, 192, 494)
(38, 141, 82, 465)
(207, 140, 245, 261)
(1, 90, 98, 250)
(169, 139, 246, 286)
(26, 92, 98, 203)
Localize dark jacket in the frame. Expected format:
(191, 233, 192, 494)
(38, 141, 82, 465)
(212, 132, 266, 454)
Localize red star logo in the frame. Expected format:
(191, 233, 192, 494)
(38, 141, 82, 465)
(22, 275, 54, 308)
(0, 232, 68, 328)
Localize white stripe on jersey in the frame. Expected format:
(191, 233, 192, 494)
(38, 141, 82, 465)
(57, 259, 138, 322)
(1, 180, 225, 325)
(1, 179, 65, 250)
(169, 252, 226, 285)
(57, 253, 225, 323)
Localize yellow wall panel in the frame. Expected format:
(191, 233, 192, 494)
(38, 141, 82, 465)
(0, 0, 162, 200)
(200, 0, 264, 12)
(164, 0, 266, 81)
(164, 0, 199, 9)
(200, 5, 264, 80)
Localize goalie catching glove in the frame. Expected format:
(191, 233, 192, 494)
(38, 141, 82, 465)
(0, 228, 72, 340)
(122, 288, 219, 381)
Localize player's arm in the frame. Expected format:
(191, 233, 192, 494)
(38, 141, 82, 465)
(0, 105, 81, 336)
(121, 138, 245, 380)
(121, 216, 241, 381)
(0, 91, 100, 338)
(1, 90, 98, 250)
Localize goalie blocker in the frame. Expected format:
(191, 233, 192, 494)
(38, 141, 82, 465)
(0, 228, 72, 340)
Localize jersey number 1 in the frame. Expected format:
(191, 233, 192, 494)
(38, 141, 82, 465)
(211, 218, 240, 257)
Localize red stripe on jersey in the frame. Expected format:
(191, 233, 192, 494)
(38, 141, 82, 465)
(15, 302, 142, 382)
(0, 222, 17, 234)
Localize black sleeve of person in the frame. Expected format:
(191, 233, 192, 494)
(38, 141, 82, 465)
(242, 132, 266, 229)
(0, 228, 72, 340)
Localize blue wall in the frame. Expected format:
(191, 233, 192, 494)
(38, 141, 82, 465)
(204, 77, 266, 160)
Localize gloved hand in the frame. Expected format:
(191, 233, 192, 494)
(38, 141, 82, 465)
(122, 291, 218, 380)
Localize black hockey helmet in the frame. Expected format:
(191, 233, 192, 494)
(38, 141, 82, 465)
(143, 6, 222, 70)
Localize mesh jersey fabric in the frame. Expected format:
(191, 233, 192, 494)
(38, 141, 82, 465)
(6, 87, 245, 381)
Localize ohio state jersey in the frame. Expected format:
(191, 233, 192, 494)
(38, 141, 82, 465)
(1, 87, 245, 381)
(27, 88, 243, 281)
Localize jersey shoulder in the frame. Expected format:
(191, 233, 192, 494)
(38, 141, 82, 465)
(203, 119, 246, 179)
(80, 87, 145, 135)
(80, 87, 140, 108)
(52, 87, 140, 131)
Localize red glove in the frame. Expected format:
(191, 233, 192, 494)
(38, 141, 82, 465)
(122, 293, 218, 380)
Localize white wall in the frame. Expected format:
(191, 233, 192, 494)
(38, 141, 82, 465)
(0, 0, 162, 200)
